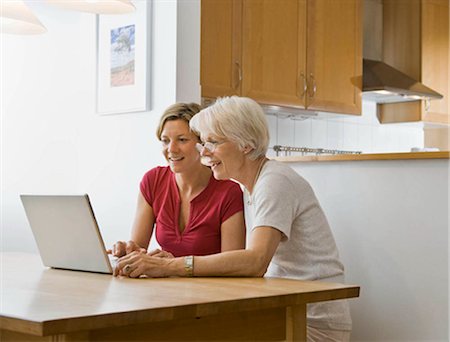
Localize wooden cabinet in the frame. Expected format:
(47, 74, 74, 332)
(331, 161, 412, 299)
(304, 0, 362, 114)
(241, 0, 307, 108)
(379, 0, 449, 125)
(200, 0, 242, 97)
(201, 0, 362, 115)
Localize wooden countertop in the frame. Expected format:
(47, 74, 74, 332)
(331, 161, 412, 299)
(1, 253, 360, 338)
(272, 151, 450, 162)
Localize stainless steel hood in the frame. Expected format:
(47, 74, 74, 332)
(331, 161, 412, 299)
(362, 0, 443, 104)
(362, 58, 444, 104)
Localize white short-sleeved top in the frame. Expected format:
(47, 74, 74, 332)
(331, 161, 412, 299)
(244, 160, 352, 331)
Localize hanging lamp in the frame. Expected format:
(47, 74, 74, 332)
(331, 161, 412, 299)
(45, 0, 135, 15)
(1, 0, 47, 35)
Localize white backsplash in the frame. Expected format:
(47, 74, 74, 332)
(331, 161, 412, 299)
(266, 101, 424, 157)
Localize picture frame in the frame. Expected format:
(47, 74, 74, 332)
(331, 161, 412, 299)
(96, 0, 151, 115)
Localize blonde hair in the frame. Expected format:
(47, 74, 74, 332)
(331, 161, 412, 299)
(156, 102, 202, 140)
(190, 96, 269, 160)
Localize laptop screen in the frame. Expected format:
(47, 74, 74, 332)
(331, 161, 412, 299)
(21, 194, 113, 274)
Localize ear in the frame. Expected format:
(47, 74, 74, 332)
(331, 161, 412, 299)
(243, 146, 252, 154)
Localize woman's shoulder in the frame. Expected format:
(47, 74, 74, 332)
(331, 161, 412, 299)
(142, 165, 171, 181)
(261, 161, 311, 189)
(211, 177, 243, 194)
(261, 160, 295, 177)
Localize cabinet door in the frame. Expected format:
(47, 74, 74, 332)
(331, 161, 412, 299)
(380, 0, 449, 125)
(379, 0, 423, 123)
(241, 0, 307, 108)
(422, 0, 449, 124)
(201, 0, 242, 98)
(306, 0, 362, 114)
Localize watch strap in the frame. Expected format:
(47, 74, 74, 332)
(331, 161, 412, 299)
(184, 255, 194, 277)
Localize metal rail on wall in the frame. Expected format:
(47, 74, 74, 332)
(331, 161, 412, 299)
(272, 145, 362, 157)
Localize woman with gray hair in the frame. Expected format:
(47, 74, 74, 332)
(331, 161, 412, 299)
(114, 96, 352, 341)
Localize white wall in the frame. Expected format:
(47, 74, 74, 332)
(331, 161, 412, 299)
(1, 0, 199, 252)
(176, 0, 201, 102)
(291, 159, 449, 341)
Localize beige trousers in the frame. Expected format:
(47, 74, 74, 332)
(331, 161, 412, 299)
(307, 326, 351, 342)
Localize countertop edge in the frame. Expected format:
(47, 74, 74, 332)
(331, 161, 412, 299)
(271, 151, 450, 162)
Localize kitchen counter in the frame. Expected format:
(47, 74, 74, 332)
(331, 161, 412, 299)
(272, 151, 450, 162)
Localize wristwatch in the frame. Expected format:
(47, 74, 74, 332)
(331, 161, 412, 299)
(184, 255, 194, 277)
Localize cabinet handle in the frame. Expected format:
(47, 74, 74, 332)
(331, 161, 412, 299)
(298, 72, 307, 98)
(308, 73, 317, 98)
(424, 98, 430, 112)
(234, 61, 242, 89)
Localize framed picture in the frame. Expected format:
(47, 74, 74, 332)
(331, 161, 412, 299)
(96, 1, 151, 115)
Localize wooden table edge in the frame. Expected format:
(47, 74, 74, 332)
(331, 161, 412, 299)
(1, 286, 360, 337)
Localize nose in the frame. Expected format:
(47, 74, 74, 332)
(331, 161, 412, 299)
(196, 143, 209, 156)
(200, 146, 212, 157)
(167, 141, 178, 152)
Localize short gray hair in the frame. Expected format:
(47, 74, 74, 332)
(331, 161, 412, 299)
(190, 96, 269, 160)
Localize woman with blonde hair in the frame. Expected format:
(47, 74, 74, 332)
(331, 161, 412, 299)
(115, 97, 351, 341)
(112, 102, 245, 259)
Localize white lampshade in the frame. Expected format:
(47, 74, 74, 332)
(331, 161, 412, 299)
(45, 0, 135, 14)
(1, 0, 47, 35)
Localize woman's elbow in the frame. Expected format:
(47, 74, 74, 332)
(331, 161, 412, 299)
(253, 268, 267, 277)
(247, 255, 270, 277)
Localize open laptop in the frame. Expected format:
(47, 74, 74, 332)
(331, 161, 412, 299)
(20, 194, 116, 274)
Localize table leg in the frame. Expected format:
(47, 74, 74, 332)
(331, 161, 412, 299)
(285, 304, 307, 341)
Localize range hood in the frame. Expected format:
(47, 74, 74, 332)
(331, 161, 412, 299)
(362, 58, 444, 104)
(362, 0, 443, 104)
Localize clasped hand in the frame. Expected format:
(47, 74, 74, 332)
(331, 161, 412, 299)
(109, 240, 174, 278)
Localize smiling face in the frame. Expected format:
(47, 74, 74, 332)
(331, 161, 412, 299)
(160, 119, 201, 173)
(200, 135, 246, 181)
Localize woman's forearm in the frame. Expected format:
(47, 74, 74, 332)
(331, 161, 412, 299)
(169, 249, 269, 277)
